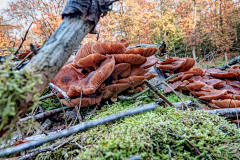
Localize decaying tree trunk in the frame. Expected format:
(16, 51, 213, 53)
(0, 0, 119, 135)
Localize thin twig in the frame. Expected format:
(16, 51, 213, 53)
(18, 146, 54, 160)
(38, 93, 55, 101)
(48, 83, 70, 102)
(118, 74, 178, 101)
(185, 139, 201, 155)
(0, 103, 158, 158)
(15, 48, 40, 69)
(18, 106, 71, 123)
(144, 80, 174, 107)
(162, 81, 188, 109)
(13, 22, 33, 56)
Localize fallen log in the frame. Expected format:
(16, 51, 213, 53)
(216, 55, 240, 70)
(205, 108, 240, 119)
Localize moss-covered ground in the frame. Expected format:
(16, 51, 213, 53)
(36, 94, 240, 160)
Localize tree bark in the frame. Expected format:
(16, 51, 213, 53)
(216, 55, 240, 70)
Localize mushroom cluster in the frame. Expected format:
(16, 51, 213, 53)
(51, 39, 158, 107)
(158, 57, 240, 120)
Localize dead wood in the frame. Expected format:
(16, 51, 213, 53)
(18, 106, 71, 123)
(205, 108, 240, 119)
(216, 55, 240, 70)
(48, 83, 70, 101)
(13, 22, 33, 56)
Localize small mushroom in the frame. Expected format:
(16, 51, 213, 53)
(60, 93, 102, 107)
(156, 57, 186, 73)
(212, 99, 240, 108)
(74, 43, 93, 62)
(111, 63, 131, 83)
(125, 47, 158, 57)
(221, 94, 240, 100)
(70, 57, 115, 95)
(168, 72, 184, 83)
(198, 89, 227, 101)
(140, 55, 159, 69)
(112, 54, 147, 65)
(119, 39, 130, 48)
(74, 53, 107, 70)
(92, 41, 126, 55)
(184, 67, 205, 76)
(178, 58, 195, 72)
(129, 66, 145, 77)
(101, 83, 131, 102)
(226, 79, 240, 89)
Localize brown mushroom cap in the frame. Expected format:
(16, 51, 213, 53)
(130, 66, 145, 77)
(189, 76, 202, 82)
(101, 83, 131, 102)
(119, 39, 130, 48)
(198, 89, 227, 100)
(92, 41, 126, 55)
(168, 72, 184, 83)
(74, 43, 93, 62)
(125, 47, 158, 57)
(17, 50, 33, 59)
(184, 67, 205, 76)
(220, 84, 240, 94)
(51, 64, 86, 97)
(69, 57, 115, 96)
(214, 80, 226, 89)
(111, 63, 131, 83)
(60, 93, 102, 107)
(164, 81, 182, 93)
(156, 58, 186, 73)
(226, 79, 240, 89)
(210, 71, 237, 79)
(140, 55, 159, 69)
(212, 99, 240, 108)
(178, 58, 195, 72)
(73, 53, 107, 70)
(182, 81, 205, 91)
(180, 74, 194, 81)
(134, 84, 146, 93)
(221, 94, 240, 100)
(112, 54, 147, 65)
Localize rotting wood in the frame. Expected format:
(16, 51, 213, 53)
(216, 55, 240, 70)
(205, 108, 240, 119)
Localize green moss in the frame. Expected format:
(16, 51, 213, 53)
(37, 100, 240, 160)
(0, 56, 42, 139)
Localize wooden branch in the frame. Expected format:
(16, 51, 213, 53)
(48, 83, 70, 102)
(18, 106, 71, 123)
(216, 55, 240, 70)
(13, 22, 33, 56)
(205, 108, 240, 119)
(38, 93, 55, 101)
(0, 103, 158, 158)
(144, 80, 174, 107)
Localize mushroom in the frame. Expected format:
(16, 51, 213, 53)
(220, 84, 240, 95)
(101, 83, 131, 102)
(221, 94, 240, 100)
(111, 63, 131, 83)
(178, 58, 195, 72)
(69, 57, 115, 96)
(184, 67, 205, 76)
(17, 50, 32, 59)
(198, 89, 227, 100)
(156, 57, 186, 73)
(119, 39, 130, 48)
(210, 71, 237, 79)
(226, 79, 240, 89)
(74, 43, 93, 62)
(212, 99, 240, 108)
(111, 54, 147, 65)
(92, 41, 126, 55)
(140, 55, 159, 69)
(168, 72, 184, 83)
(129, 66, 145, 77)
(74, 53, 107, 70)
(180, 73, 194, 81)
(60, 93, 102, 107)
(125, 47, 158, 57)
(51, 63, 86, 97)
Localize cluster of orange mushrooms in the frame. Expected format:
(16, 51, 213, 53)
(51, 39, 159, 107)
(157, 57, 240, 116)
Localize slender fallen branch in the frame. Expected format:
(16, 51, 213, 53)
(162, 81, 188, 109)
(13, 22, 33, 56)
(15, 48, 40, 69)
(216, 55, 240, 70)
(48, 83, 70, 102)
(18, 146, 54, 160)
(0, 103, 157, 158)
(144, 80, 174, 107)
(205, 108, 240, 119)
(18, 106, 71, 123)
(118, 74, 178, 101)
(38, 93, 55, 101)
